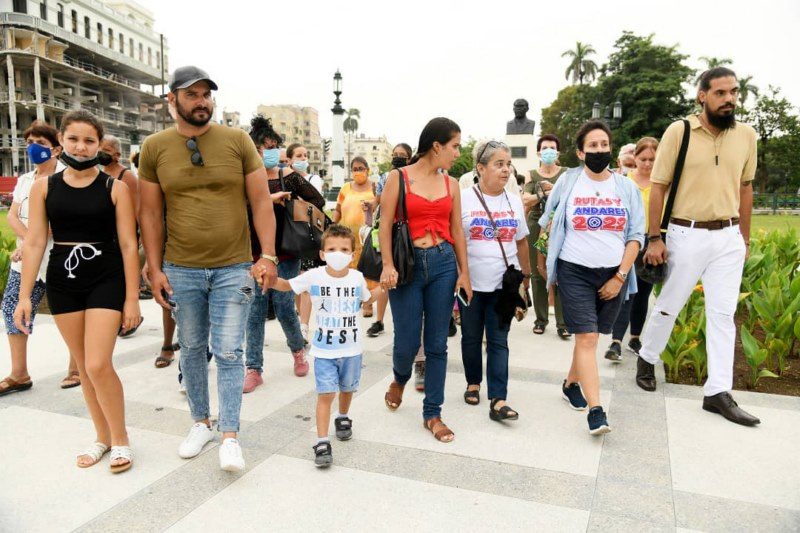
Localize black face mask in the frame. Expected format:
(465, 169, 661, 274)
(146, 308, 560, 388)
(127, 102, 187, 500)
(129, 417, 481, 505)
(97, 151, 113, 166)
(583, 151, 612, 173)
(60, 151, 99, 171)
(391, 156, 408, 169)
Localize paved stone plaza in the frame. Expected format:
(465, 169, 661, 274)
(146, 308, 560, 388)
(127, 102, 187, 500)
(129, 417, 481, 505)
(1, 300, 799, 532)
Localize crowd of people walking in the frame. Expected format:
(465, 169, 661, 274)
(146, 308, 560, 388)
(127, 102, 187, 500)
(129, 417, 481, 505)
(1, 64, 761, 473)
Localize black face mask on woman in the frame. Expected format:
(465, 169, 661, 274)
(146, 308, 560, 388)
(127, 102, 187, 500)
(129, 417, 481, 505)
(583, 151, 612, 173)
(97, 151, 113, 166)
(60, 151, 99, 171)
(391, 156, 408, 169)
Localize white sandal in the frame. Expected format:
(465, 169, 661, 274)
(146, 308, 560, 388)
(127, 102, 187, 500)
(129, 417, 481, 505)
(76, 442, 109, 468)
(109, 446, 133, 474)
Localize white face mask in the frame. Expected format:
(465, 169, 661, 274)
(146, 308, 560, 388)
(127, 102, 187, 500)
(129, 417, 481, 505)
(324, 251, 352, 271)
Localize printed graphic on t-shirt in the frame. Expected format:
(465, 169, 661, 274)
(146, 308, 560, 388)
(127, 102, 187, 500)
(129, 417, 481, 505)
(289, 267, 370, 359)
(310, 284, 363, 351)
(467, 209, 520, 242)
(570, 196, 627, 233)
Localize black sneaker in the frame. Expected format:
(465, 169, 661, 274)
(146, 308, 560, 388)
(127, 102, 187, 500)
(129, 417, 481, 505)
(448, 316, 457, 337)
(562, 380, 588, 411)
(366, 321, 384, 337)
(587, 406, 612, 435)
(313, 441, 333, 468)
(628, 337, 642, 355)
(604, 342, 622, 363)
(334, 416, 353, 440)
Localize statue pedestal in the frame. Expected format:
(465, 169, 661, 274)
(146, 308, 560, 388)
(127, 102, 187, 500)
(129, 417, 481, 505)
(504, 134, 538, 177)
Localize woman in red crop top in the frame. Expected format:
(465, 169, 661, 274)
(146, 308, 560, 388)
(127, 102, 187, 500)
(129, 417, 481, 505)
(378, 117, 472, 443)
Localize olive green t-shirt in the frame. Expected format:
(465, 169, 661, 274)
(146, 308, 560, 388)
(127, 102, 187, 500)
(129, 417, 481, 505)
(138, 124, 263, 268)
(524, 167, 568, 225)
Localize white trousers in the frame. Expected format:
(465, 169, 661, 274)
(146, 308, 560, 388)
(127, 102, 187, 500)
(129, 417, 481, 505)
(640, 223, 746, 396)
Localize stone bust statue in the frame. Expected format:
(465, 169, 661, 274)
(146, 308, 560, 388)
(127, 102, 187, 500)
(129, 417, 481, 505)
(506, 98, 536, 135)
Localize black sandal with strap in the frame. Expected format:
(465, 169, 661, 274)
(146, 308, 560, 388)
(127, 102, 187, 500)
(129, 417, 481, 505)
(154, 343, 180, 368)
(557, 328, 572, 340)
(489, 398, 519, 421)
(464, 386, 480, 406)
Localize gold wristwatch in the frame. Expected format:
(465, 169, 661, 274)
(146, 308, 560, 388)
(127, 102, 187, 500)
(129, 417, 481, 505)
(260, 253, 279, 265)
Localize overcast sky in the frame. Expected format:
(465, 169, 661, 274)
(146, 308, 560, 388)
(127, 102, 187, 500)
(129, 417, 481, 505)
(137, 0, 799, 147)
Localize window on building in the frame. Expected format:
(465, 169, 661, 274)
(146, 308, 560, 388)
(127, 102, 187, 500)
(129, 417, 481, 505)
(84, 16, 90, 39)
(108, 28, 113, 48)
(57, 4, 64, 28)
(97, 23, 103, 44)
(12, 0, 27, 14)
(156, 52, 160, 69)
(71, 9, 77, 32)
(138, 42, 143, 62)
(372, 145, 377, 150)
(119, 32, 124, 53)
(373, 157, 378, 163)
(40, 0, 47, 20)
(147, 47, 152, 66)
(129, 38, 134, 58)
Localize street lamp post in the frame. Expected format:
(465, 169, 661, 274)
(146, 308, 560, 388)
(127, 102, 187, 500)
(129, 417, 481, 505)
(591, 100, 623, 129)
(330, 70, 346, 188)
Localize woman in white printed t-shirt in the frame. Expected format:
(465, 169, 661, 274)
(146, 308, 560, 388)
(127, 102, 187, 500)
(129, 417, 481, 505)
(459, 140, 531, 422)
(0, 121, 78, 396)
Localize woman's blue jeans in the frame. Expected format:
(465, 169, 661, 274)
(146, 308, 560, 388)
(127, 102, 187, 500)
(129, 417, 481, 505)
(246, 258, 305, 372)
(459, 289, 510, 400)
(388, 242, 458, 420)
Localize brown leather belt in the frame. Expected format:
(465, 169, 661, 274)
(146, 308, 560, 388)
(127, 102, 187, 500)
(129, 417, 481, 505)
(670, 217, 739, 230)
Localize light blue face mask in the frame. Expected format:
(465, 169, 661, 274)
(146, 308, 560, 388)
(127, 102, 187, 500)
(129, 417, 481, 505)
(262, 148, 280, 169)
(540, 147, 558, 165)
(292, 160, 309, 173)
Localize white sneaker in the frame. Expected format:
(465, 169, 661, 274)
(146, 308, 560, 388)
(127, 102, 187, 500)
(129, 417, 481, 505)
(219, 438, 245, 472)
(178, 381, 186, 395)
(300, 324, 309, 342)
(178, 423, 214, 459)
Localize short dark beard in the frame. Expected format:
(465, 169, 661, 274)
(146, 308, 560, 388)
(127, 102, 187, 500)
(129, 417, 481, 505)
(176, 97, 212, 127)
(704, 102, 736, 130)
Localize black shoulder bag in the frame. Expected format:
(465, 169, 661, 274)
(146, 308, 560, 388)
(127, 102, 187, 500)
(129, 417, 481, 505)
(357, 169, 415, 285)
(472, 186, 526, 328)
(635, 119, 690, 284)
(279, 175, 328, 260)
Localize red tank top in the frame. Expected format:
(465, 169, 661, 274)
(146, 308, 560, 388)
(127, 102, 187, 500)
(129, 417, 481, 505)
(400, 168, 454, 245)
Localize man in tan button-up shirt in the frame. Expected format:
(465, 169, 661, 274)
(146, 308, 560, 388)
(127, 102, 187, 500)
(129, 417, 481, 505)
(637, 67, 760, 427)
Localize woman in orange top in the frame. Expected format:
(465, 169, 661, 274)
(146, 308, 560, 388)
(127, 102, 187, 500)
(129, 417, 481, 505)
(333, 156, 377, 316)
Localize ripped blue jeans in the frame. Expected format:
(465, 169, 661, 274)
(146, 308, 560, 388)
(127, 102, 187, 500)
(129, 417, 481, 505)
(164, 261, 254, 433)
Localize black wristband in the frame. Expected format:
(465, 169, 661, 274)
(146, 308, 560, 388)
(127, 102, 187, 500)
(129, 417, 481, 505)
(647, 234, 663, 242)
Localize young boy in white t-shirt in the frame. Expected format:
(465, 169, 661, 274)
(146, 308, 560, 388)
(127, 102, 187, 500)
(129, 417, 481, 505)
(268, 224, 382, 467)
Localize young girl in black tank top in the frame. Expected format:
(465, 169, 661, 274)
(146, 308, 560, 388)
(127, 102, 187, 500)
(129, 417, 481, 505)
(13, 111, 141, 474)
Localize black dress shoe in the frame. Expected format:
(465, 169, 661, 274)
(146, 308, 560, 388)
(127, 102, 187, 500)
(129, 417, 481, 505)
(702, 392, 761, 426)
(636, 356, 656, 392)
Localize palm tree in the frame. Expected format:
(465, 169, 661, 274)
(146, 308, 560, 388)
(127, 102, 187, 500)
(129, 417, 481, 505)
(343, 108, 360, 134)
(738, 75, 759, 108)
(561, 42, 598, 85)
(699, 56, 733, 70)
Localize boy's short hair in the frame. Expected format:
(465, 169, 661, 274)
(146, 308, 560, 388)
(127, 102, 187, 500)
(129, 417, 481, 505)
(321, 224, 355, 250)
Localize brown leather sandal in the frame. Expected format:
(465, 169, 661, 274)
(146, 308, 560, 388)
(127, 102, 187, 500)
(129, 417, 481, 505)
(384, 381, 405, 411)
(60, 371, 81, 389)
(424, 417, 454, 443)
(0, 376, 33, 397)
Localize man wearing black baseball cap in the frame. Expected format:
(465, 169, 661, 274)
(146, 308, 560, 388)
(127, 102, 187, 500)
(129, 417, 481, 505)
(139, 66, 279, 471)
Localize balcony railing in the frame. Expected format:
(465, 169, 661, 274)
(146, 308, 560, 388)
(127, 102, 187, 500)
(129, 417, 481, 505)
(0, 12, 163, 81)
(62, 55, 142, 90)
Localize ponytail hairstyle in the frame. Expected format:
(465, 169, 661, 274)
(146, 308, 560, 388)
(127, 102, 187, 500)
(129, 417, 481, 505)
(408, 117, 460, 164)
(249, 114, 283, 147)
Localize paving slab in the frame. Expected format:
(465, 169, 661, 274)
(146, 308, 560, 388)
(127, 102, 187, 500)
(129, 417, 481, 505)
(666, 397, 800, 511)
(166, 454, 590, 532)
(343, 373, 611, 477)
(0, 405, 184, 533)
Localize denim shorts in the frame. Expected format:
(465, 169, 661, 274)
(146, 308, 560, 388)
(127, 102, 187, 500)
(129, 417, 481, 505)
(314, 355, 362, 394)
(556, 259, 628, 335)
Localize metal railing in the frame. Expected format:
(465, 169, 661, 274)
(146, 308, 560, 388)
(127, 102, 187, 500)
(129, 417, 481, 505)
(0, 12, 163, 81)
(62, 55, 142, 90)
(753, 193, 800, 213)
